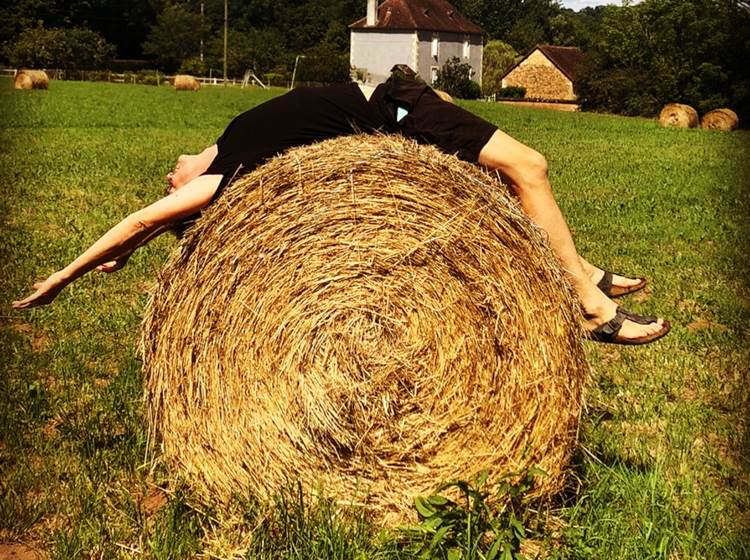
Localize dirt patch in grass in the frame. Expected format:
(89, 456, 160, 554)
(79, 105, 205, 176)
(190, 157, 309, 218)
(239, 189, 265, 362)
(631, 287, 653, 303)
(141, 487, 168, 516)
(0, 542, 46, 560)
(10, 322, 50, 352)
(686, 319, 727, 332)
(41, 418, 60, 440)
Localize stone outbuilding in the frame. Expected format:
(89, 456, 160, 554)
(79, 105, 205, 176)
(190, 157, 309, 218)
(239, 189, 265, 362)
(501, 45, 583, 101)
(350, 0, 484, 86)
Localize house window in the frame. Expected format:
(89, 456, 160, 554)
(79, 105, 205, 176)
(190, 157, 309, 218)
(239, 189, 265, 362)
(430, 66, 439, 85)
(463, 35, 470, 59)
(431, 33, 439, 58)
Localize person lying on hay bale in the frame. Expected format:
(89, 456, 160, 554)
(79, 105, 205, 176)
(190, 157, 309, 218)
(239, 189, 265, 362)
(12, 77, 669, 345)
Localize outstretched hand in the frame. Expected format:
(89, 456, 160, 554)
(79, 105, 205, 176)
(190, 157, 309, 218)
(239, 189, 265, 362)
(12, 272, 67, 310)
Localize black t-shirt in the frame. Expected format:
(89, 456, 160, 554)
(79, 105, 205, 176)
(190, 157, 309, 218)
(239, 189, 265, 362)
(203, 81, 393, 199)
(201, 77, 497, 201)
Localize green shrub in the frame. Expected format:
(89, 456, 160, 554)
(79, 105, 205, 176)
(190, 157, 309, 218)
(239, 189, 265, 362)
(86, 70, 111, 82)
(482, 40, 520, 96)
(263, 71, 289, 87)
(403, 469, 545, 560)
(434, 57, 482, 99)
(136, 70, 166, 86)
(179, 57, 208, 77)
(495, 86, 526, 99)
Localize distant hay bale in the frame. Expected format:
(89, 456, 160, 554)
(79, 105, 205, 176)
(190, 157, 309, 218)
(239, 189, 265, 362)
(142, 134, 588, 523)
(174, 74, 200, 91)
(14, 69, 49, 90)
(701, 108, 739, 131)
(658, 103, 698, 128)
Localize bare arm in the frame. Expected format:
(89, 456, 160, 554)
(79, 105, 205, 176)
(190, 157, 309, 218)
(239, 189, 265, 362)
(95, 223, 172, 273)
(12, 174, 222, 309)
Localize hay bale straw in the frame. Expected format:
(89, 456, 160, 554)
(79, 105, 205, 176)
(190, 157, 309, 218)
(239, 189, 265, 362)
(14, 69, 49, 90)
(142, 135, 588, 522)
(701, 108, 739, 131)
(174, 74, 200, 91)
(658, 103, 698, 128)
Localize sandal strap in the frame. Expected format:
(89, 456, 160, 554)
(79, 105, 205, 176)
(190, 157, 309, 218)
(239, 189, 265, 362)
(596, 270, 613, 294)
(620, 307, 657, 325)
(590, 306, 627, 340)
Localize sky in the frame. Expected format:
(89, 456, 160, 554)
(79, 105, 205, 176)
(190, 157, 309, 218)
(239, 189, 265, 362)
(559, 0, 640, 10)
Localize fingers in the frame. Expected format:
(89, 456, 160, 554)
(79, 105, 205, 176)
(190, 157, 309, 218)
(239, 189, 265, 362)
(96, 259, 127, 273)
(96, 260, 118, 272)
(11, 292, 41, 309)
(12, 276, 61, 310)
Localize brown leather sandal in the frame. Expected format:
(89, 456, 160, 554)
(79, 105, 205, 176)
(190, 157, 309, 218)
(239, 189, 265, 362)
(596, 270, 647, 298)
(587, 306, 671, 345)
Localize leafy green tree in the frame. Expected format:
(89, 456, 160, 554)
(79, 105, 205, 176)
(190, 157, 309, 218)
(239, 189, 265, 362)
(179, 57, 209, 77)
(5, 25, 66, 68)
(482, 40, 519, 96)
(205, 27, 286, 78)
(66, 28, 118, 69)
(434, 57, 482, 99)
(6, 24, 115, 69)
(143, 4, 203, 72)
(453, 0, 562, 52)
(0, 0, 156, 60)
(296, 42, 350, 83)
(577, 0, 750, 121)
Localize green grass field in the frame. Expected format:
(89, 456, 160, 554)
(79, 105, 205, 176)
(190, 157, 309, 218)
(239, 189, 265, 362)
(1, 78, 748, 559)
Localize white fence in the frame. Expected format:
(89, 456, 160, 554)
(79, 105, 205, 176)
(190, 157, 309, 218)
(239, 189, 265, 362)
(2, 67, 249, 87)
(3, 67, 336, 89)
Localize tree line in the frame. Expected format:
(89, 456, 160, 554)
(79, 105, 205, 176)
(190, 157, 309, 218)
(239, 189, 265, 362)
(2, 0, 748, 120)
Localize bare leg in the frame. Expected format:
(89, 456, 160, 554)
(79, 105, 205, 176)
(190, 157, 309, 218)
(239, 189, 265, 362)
(478, 130, 663, 340)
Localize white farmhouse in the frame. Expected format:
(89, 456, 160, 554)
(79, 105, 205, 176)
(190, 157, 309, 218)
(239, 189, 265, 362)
(349, 0, 484, 86)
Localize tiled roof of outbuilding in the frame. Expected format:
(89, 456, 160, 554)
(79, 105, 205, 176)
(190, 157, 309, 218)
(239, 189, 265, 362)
(536, 45, 584, 81)
(350, 0, 484, 34)
(500, 45, 584, 82)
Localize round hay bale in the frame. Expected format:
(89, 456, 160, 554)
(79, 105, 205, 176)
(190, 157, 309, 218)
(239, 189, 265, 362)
(658, 103, 698, 128)
(142, 135, 588, 522)
(174, 74, 200, 91)
(701, 108, 739, 131)
(14, 69, 49, 90)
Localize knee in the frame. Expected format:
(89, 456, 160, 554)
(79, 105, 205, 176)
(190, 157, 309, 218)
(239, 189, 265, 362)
(519, 149, 549, 188)
(477, 131, 550, 190)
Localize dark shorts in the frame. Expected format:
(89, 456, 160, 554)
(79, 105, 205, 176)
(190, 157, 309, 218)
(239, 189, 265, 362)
(204, 82, 388, 197)
(383, 81, 498, 163)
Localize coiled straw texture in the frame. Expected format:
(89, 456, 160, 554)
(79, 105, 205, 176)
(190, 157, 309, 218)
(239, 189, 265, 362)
(142, 134, 588, 521)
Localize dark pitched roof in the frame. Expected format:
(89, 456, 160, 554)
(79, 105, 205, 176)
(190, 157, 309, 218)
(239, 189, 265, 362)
(536, 45, 583, 82)
(500, 45, 583, 82)
(350, 0, 484, 34)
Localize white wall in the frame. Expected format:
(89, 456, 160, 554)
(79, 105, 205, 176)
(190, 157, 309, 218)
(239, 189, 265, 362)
(350, 31, 417, 84)
(416, 31, 483, 87)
